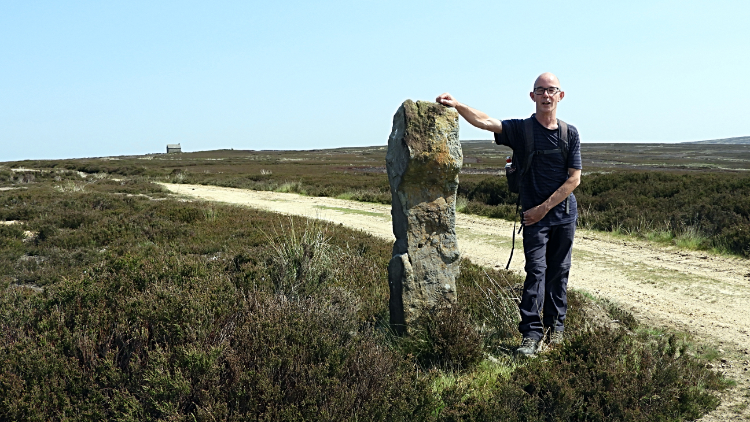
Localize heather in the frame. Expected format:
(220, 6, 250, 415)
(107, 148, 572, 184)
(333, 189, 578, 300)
(458, 171, 750, 257)
(0, 174, 726, 421)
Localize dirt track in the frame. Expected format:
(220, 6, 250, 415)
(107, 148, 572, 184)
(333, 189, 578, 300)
(161, 183, 750, 420)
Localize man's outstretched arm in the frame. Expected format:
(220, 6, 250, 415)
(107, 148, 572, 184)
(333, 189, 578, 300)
(436, 93, 503, 133)
(522, 169, 582, 226)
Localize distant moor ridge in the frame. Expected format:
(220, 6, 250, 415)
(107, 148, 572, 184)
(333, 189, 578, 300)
(687, 136, 750, 144)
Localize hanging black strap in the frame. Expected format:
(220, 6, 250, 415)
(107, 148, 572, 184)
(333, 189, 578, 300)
(558, 119, 570, 215)
(505, 202, 523, 270)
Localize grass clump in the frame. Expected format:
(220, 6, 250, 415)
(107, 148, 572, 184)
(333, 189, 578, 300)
(454, 195, 468, 213)
(265, 218, 336, 297)
(275, 181, 306, 194)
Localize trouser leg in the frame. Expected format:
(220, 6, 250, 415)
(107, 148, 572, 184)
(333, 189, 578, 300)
(541, 222, 575, 332)
(518, 225, 550, 340)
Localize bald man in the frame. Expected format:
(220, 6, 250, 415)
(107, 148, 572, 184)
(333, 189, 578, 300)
(437, 72, 582, 357)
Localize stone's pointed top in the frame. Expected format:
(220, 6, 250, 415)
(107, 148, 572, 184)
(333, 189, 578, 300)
(387, 99, 462, 181)
(399, 100, 458, 155)
(401, 99, 453, 116)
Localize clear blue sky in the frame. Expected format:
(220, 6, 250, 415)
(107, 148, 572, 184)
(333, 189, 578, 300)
(2, 1, 748, 161)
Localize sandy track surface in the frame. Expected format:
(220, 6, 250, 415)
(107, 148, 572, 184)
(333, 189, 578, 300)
(161, 183, 750, 420)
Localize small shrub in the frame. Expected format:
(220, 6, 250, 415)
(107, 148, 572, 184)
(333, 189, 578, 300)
(509, 328, 723, 421)
(0, 224, 24, 241)
(716, 222, 750, 256)
(0, 168, 13, 185)
(336, 188, 391, 204)
(463, 201, 518, 220)
(436, 328, 724, 421)
(275, 181, 305, 194)
(218, 292, 436, 421)
(396, 305, 483, 371)
(35, 225, 57, 243)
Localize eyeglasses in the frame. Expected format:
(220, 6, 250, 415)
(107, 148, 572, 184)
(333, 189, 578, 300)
(533, 87, 561, 95)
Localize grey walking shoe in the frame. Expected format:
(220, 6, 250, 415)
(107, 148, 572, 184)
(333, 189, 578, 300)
(516, 337, 540, 357)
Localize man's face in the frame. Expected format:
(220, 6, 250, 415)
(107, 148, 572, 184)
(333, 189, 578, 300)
(529, 77, 564, 114)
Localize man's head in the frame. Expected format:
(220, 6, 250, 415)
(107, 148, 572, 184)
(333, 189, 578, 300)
(530, 72, 564, 115)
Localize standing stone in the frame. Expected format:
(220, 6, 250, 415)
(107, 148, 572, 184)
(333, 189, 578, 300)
(386, 100, 463, 334)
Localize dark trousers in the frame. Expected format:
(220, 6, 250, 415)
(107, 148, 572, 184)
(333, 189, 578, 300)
(518, 221, 575, 340)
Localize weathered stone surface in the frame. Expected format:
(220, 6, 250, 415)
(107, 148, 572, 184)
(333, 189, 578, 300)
(386, 100, 462, 333)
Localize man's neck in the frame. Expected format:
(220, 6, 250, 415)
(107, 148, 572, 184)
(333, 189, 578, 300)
(534, 110, 558, 130)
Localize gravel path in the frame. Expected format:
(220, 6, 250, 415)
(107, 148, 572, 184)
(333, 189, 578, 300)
(161, 183, 750, 421)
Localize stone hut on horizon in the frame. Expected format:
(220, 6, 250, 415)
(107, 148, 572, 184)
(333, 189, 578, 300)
(166, 143, 182, 153)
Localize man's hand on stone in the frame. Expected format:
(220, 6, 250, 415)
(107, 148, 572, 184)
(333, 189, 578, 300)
(522, 205, 549, 226)
(436, 93, 458, 108)
(435, 94, 503, 133)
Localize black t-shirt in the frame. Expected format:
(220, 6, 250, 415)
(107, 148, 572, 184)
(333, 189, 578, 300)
(494, 115, 582, 226)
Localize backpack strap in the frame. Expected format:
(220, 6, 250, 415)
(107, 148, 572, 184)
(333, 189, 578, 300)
(517, 117, 536, 206)
(558, 119, 569, 168)
(557, 118, 571, 214)
(521, 117, 535, 182)
(533, 148, 562, 155)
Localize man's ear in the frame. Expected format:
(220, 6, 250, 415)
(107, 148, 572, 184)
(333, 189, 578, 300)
(558, 91, 565, 101)
(529, 92, 536, 102)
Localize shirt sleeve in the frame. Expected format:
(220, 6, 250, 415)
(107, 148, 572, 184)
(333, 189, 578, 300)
(494, 120, 520, 149)
(493, 126, 508, 146)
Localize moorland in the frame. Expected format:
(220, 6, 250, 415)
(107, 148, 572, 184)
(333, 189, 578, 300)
(1, 141, 748, 420)
(10, 141, 750, 256)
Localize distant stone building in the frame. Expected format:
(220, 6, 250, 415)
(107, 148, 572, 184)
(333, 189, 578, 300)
(166, 143, 182, 153)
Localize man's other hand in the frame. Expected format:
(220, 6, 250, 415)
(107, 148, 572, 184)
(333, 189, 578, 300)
(436, 93, 458, 108)
(522, 205, 549, 226)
